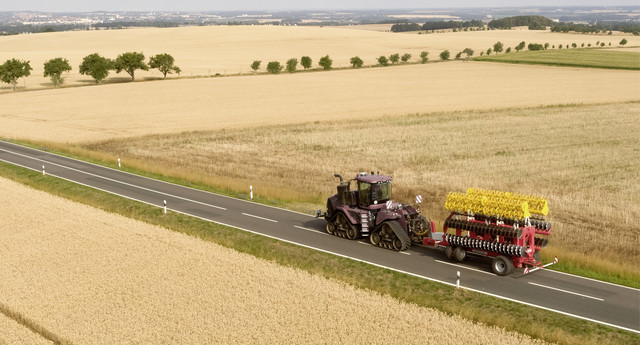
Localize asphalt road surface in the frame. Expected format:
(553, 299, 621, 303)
(1, 140, 638, 333)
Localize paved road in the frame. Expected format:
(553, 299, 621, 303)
(1, 140, 638, 333)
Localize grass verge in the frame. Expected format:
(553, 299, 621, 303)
(474, 48, 640, 70)
(1, 161, 638, 345)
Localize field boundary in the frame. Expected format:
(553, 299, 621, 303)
(474, 48, 640, 70)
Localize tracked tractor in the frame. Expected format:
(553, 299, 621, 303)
(316, 173, 432, 251)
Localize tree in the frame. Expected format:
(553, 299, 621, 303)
(572, 43, 577, 48)
(528, 43, 544, 51)
(419, 51, 429, 63)
(350, 56, 363, 68)
(377, 55, 389, 66)
(493, 41, 504, 53)
(148, 53, 181, 79)
(515, 41, 526, 52)
(544, 43, 550, 49)
(455, 52, 462, 59)
(318, 55, 332, 70)
(620, 38, 628, 46)
(286, 58, 298, 73)
(266, 61, 282, 74)
(114, 52, 149, 81)
(486, 48, 492, 55)
(462, 48, 474, 58)
(558, 44, 563, 49)
(439, 50, 450, 61)
(581, 43, 585, 47)
(43, 57, 71, 87)
(0, 59, 32, 91)
(505, 47, 511, 53)
(401, 53, 412, 62)
(300, 56, 312, 69)
(79, 53, 113, 84)
(389, 53, 400, 64)
(250, 60, 261, 72)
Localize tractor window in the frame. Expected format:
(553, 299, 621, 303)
(359, 181, 391, 206)
(358, 182, 371, 205)
(376, 182, 391, 202)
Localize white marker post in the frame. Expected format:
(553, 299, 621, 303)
(456, 271, 461, 288)
(42, 165, 45, 176)
(250, 185, 253, 200)
(163, 200, 167, 214)
(118, 158, 121, 168)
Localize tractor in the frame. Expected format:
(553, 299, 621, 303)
(316, 173, 432, 251)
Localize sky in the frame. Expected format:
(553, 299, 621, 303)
(4, 1, 639, 12)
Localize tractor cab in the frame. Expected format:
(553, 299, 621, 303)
(355, 173, 392, 207)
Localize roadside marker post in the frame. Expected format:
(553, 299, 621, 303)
(42, 165, 45, 176)
(456, 271, 461, 288)
(163, 200, 167, 214)
(250, 185, 253, 200)
(118, 158, 121, 168)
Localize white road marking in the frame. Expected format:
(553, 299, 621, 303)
(241, 212, 278, 223)
(545, 269, 640, 292)
(293, 225, 329, 236)
(528, 282, 605, 301)
(1, 151, 638, 335)
(434, 260, 494, 276)
(1, 148, 227, 210)
(0, 140, 314, 217)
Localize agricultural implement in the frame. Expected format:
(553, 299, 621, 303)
(317, 173, 555, 276)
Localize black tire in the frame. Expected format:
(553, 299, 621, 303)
(453, 246, 466, 262)
(444, 246, 454, 260)
(370, 231, 381, 246)
(336, 213, 359, 240)
(491, 255, 514, 276)
(383, 221, 411, 251)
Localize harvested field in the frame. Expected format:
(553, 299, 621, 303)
(0, 25, 637, 91)
(0, 177, 547, 345)
(85, 102, 640, 278)
(1, 62, 638, 143)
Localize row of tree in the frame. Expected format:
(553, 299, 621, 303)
(0, 52, 181, 91)
(251, 51, 438, 74)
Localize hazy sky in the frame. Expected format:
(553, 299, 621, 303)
(6, 1, 639, 12)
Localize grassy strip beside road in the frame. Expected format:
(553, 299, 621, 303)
(474, 49, 640, 70)
(1, 162, 638, 345)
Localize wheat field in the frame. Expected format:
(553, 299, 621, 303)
(0, 25, 637, 90)
(1, 61, 638, 143)
(0, 177, 547, 344)
(0, 313, 54, 345)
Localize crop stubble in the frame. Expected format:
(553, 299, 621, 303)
(0, 177, 546, 344)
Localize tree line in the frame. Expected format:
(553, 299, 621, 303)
(250, 51, 439, 74)
(0, 52, 180, 91)
(391, 20, 483, 32)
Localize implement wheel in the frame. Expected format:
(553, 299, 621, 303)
(444, 246, 454, 260)
(491, 255, 514, 276)
(453, 246, 467, 262)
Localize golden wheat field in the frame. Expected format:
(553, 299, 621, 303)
(1, 61, 638, 143)
(0, 177, 547, 345)
(0, 25, 637, 90)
